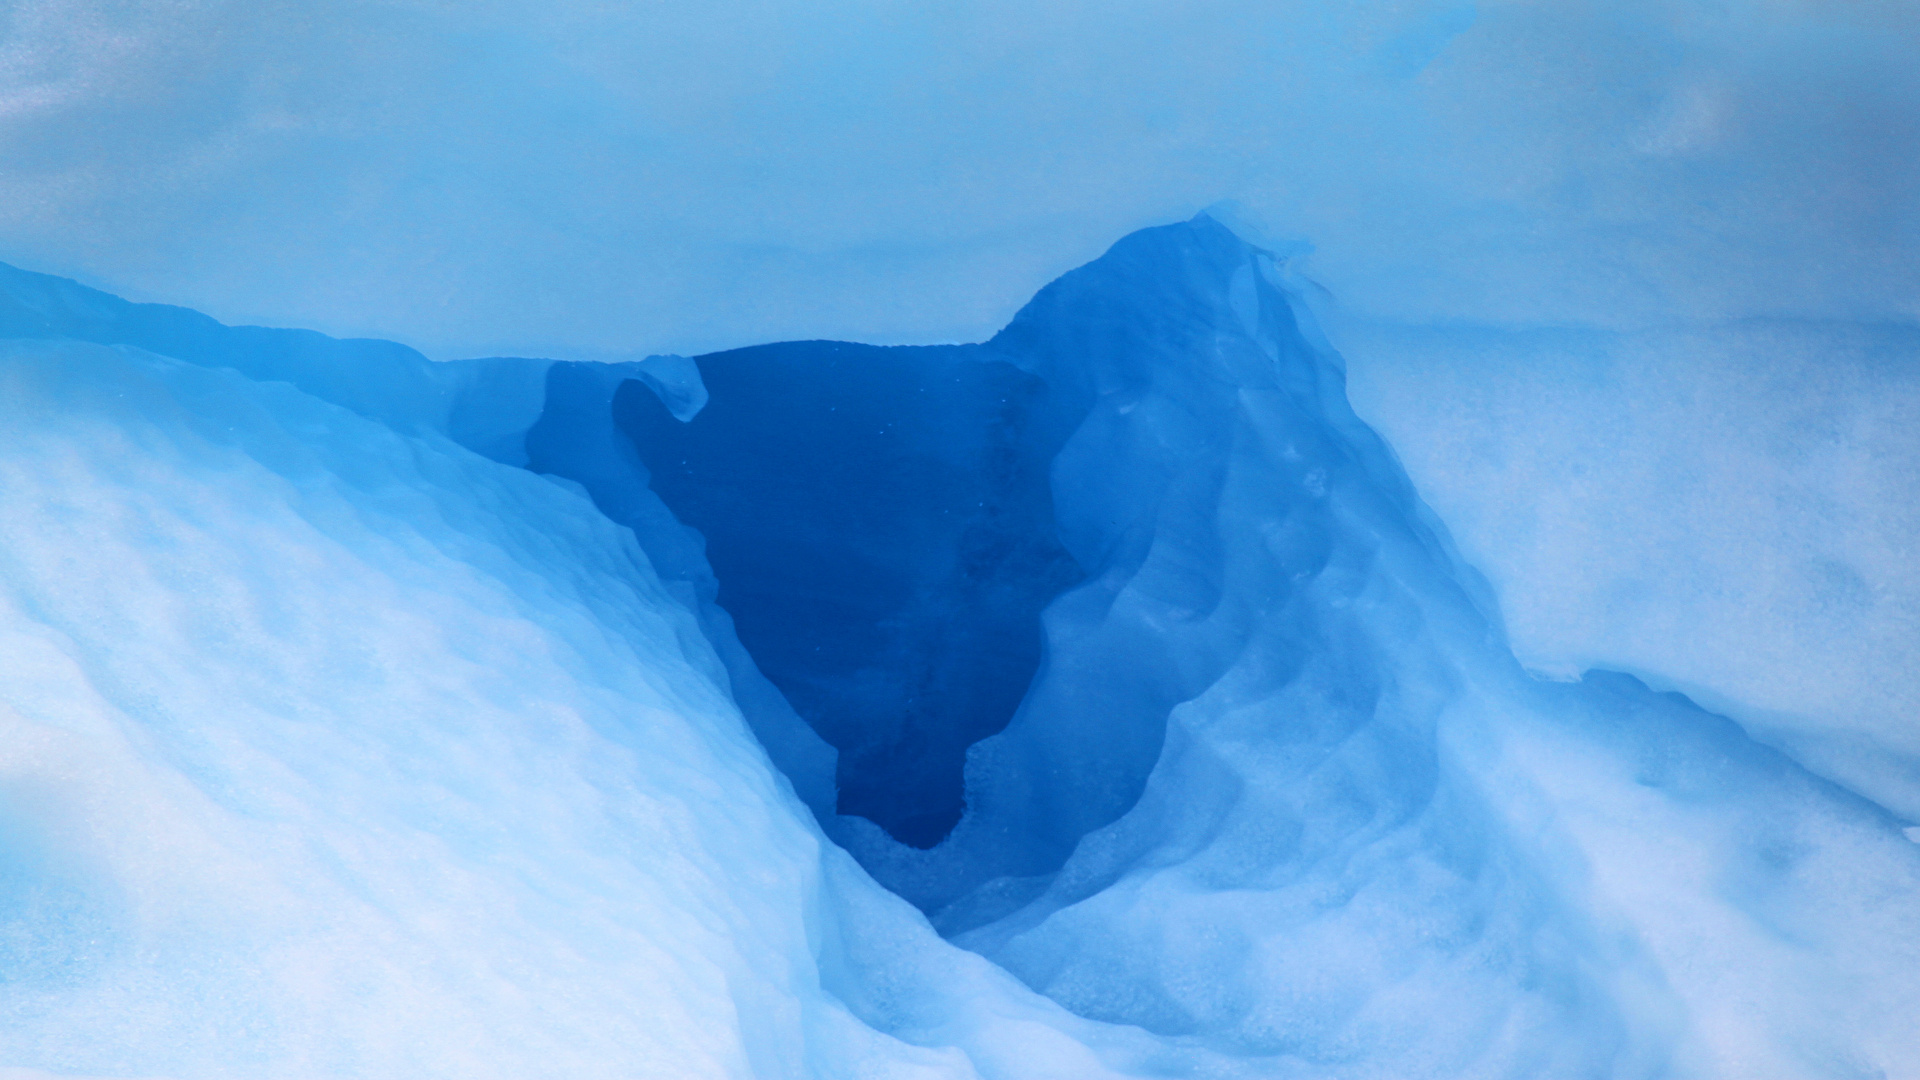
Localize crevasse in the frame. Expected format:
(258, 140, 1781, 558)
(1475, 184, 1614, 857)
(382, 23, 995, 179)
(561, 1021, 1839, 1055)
(0, 213, 1916, 1079)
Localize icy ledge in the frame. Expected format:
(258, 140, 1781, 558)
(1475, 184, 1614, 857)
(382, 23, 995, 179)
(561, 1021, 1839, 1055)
(1, 216, 1917, 1078)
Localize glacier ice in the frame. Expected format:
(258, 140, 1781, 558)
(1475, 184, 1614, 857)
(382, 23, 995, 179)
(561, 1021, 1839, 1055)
(2, 214, 1919, 1079)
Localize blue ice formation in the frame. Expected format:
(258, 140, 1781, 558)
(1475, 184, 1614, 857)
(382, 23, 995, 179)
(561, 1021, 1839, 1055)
(613, 342, 1083, 848)
(2, 214, 1918, 1078)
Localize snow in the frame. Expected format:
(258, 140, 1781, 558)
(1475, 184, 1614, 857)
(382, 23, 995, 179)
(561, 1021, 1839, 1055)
(0, 338, 1066, 1078)
(1336, 317, 1920, 822)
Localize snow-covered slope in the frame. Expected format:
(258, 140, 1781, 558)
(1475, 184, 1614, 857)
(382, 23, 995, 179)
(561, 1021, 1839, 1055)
(0, 338, 1176, 1079)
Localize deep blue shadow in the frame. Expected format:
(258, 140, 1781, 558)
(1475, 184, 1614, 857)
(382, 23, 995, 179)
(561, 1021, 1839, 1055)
(615, 341, 1086, 847)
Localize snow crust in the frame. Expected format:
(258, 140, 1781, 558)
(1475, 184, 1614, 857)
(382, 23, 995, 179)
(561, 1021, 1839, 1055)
(2, 216, 1919, 1078)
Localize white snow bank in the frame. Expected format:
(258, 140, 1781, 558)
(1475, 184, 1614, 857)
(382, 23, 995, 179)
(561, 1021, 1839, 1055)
(1337, 317, 1920, 820)
(0, 339, 1144, 1079)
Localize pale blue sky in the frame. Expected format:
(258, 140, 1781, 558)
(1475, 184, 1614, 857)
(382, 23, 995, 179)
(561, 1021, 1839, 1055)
(1, 0, 1914, 358)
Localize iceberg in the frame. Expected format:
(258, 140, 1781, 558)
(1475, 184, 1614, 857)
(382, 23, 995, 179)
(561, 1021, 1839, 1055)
(1, 214, 1916, 1078)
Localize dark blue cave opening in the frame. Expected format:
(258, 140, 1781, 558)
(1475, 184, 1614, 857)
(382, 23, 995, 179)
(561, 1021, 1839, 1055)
(615, 341, 1087, 848)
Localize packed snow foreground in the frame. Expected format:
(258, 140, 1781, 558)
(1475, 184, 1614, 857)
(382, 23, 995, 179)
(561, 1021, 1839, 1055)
(1, 216, 1915, 1079)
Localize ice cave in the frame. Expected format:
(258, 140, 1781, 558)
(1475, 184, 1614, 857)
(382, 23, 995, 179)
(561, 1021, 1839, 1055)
(2, 1, 1918, 1076)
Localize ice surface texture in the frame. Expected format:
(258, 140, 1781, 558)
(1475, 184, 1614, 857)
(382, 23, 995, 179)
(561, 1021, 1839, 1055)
(3, 215, 1919, 1078)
